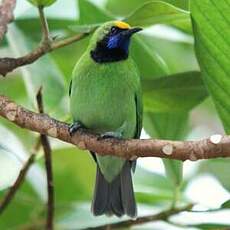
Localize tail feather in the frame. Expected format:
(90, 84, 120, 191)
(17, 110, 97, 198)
(91, 161, 137, 218)
(121, 162, 137, 217)
(110, 175, 123, 217)
(91, 167, 109, 215)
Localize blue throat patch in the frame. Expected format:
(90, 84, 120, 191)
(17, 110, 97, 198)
(107, 34, 130, 54)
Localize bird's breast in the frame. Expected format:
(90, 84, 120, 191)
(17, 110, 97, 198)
(70, 72, 136, 136)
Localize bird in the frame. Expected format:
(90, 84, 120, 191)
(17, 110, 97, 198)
(69, 21, 143, 218)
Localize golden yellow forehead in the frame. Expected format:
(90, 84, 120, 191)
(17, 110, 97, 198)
(114, 21, 131, 29)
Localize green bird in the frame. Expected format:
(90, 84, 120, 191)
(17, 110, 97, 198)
(69, 21, 143, 217)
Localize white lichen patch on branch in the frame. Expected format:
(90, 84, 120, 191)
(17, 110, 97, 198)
(210, 134, 222, 144)
(47, 127, 57, 138)
(189, 152, 197, 161)
(162, 144, 173, 155)
(5, 102, 17, 121)
(130, 155, 138, 161)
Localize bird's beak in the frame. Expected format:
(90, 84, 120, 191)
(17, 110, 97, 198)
(122, 27, 143, 37)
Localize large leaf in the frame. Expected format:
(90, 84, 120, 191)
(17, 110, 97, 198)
(53, 147, 95, 204)
(77, 0, 113, 25)
(191, 0, 230, 194)
(141, 34, 199, 74)
(105, 0, 189, 17)
(142, 71, 208, 113)
(126, 1, 191, 33)
(191, 0, 230, 133)
(144, 112, 188, 188)
(131, 36, 168, 79)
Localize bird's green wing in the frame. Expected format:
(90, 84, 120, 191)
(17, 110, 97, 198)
(131, 89, 143, 172)
(134, 88, 143, 139)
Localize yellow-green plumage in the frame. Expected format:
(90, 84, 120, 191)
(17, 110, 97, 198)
(69, 21, 142, 217)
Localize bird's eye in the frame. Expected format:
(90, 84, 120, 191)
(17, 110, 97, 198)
(111, 26, 117, 33)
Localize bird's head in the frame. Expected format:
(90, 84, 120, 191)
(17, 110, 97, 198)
(89, 21, 142, 63)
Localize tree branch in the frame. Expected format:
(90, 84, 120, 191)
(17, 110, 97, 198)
(85, 204, 193, 229)
(0, 32, 88, 76)
(36, 88, 54, 230)
(0, 0, 16, 41)
(0, 95, 230, 161)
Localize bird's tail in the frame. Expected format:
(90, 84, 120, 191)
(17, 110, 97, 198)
(91, 161, 137, 218)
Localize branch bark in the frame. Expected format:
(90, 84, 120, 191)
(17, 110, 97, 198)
(0, 95, 230, 161)
(0, 0, 16, 41)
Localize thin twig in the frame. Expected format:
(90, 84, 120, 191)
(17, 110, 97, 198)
(41, 135, 54, 230)
(36, 88, 54, 230)
(0, 95, 230, 161)
(0, 0, 16, 41)
(38, 6, 50, 43)
(0, 139, 41, 215)
(85, 204, 193, 229)
(0, 32, 88, 76)
(0, 10, 89, 77)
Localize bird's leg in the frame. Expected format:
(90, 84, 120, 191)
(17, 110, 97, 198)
(69, 121, 85, 136)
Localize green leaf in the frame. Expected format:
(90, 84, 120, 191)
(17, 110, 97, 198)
(0, 182, 44, 229)
(144, 112, 188, 188)
(78, 0, 113, 25)
(6, 25, 67, 118)
(191, 0, 230, 133)
(131, 36, 169, 79)
(27, 0, 57, 7)
(0, 74, 27, 102)
(221, 200, 230, 209)
(188, 223, 230, 230)
(105, 0, 189, 17)
(141, 34, 199, 74)
(126, 1, 192, 33)
(142, 71, 208, 113)
(53, 147, 95, 203)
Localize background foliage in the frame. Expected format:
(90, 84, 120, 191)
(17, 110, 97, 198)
(0, 0, 230, 229)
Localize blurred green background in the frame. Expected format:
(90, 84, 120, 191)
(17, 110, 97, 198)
(0, 0, 230, 229)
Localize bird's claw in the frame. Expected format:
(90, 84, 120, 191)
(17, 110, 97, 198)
(97, 132, 122, 141)
(69, 122, 84, 136)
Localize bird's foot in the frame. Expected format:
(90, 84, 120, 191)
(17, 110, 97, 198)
(69, 121, 85, 136)
(98, 131, 122, 140)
